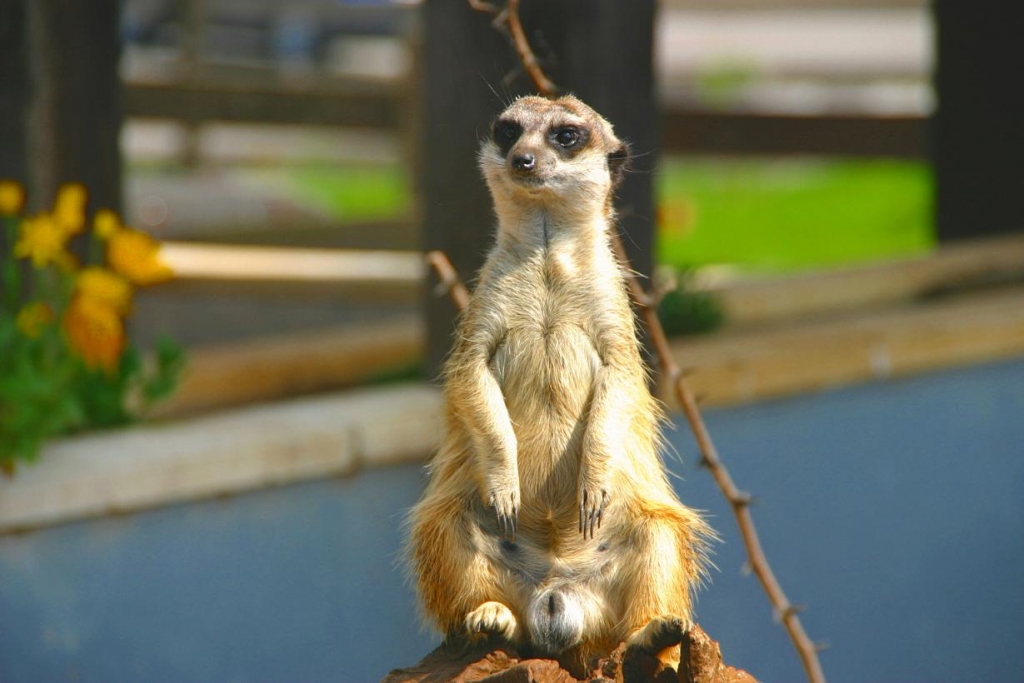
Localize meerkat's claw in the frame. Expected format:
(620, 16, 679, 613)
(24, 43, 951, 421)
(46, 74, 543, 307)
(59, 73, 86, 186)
(465, 600, 518, 642)
(496, 508, 517, 542)
(489, 488, 520, 542)
(579, 486, 610, 540)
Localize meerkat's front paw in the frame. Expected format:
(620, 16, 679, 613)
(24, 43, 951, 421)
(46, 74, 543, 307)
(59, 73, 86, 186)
(578, 476, 610, 540)
(465, 601, 518, 642)
(487, 478, 520, 542)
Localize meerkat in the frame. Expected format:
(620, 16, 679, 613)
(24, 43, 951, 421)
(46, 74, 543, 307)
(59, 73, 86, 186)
(407, 95, 713, 673)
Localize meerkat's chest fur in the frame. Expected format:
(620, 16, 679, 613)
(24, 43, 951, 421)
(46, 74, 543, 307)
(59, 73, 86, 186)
(478, 212, 634, 517)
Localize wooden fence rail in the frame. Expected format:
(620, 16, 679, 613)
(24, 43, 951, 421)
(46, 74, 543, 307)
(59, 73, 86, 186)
(124, 80, 927, 158)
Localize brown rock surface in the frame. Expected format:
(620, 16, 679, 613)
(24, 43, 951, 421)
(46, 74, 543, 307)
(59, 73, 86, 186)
(383, 624, 756, 683)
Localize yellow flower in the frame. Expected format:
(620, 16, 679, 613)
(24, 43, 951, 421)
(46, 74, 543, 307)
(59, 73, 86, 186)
(53, 183, 87, 235)
(14, 213, 76, 270)
(62, 295, 124, 373)
(0, 180, 25, 216)
(107, 228, 173, 285)
(76, 267, 132, 315)
(93, 209, 121, 241)
(15, 302, 55, 338)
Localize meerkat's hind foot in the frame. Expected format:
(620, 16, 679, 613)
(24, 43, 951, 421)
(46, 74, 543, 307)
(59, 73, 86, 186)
(626, 614, 686, 654)
(465, 601, 519, 643)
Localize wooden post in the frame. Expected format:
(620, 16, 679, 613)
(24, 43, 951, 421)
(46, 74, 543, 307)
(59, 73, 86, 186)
(23, 0, 123, 215)
(0, 0, 28, 269)
(177, 0, 204, 167)
(527, 0, 657, 282)
(0, 0, 29, 186)
(420, 0, 657, 376)
(420, 1, 527, 376)
(933, 1, 1024, 241)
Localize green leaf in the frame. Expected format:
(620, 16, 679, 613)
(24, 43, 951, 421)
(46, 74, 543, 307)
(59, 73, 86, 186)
(657, 284, 724, 338)
(73, 364, 133, 428)
(142, 337, 187, 404)
(3, 260, 20, 312)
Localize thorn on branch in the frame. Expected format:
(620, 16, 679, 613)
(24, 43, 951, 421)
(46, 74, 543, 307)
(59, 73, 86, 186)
(815, 641, 831, 653)
(633, 289, 658, 309)
(425, 250, 470, 312)
(645, 279, 678, 309)
(492, 8, 509, 29)
(467, 0, 500, 14)
(781, 603, 806, 619)
(731, 492, 753, 509)
(774, 603, 810, 625)
(432, 281, 453, 299)
(502, 67, 521, 90)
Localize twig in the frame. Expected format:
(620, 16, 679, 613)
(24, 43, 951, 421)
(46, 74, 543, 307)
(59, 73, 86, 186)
(425, 251, 471, 312)
(467, 0, 557, 97)
(608, 234, 826, 683)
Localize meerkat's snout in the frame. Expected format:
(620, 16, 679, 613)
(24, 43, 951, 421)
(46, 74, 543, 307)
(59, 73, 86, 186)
(510, 151, 536, 174)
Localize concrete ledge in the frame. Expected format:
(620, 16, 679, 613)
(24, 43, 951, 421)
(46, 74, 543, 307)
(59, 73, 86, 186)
(0, 384, 443, 535)
(671, 287, 1024, 407)
(156, 316, 423, 418)
(4, 285, 1023, 535)
(703, 235, 1024, 326)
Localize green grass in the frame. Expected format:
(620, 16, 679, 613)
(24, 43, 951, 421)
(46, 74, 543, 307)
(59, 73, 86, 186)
(277, 158, 935, 274)
(657, 158, 935, 273)
(279, 164, 412, 223)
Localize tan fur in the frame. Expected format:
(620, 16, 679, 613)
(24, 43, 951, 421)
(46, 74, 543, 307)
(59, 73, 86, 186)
(407, 95, 713, 674)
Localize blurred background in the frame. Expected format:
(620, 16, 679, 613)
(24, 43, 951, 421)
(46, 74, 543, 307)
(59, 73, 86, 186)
(1, 0, 1023, 681)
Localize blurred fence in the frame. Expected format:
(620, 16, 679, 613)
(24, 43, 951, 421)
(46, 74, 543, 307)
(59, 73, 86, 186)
(122, 0, 928, 159)
(124, 81, 927, 158)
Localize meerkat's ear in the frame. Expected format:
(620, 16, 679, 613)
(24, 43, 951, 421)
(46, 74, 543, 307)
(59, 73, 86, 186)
(608, 141, 631, 190)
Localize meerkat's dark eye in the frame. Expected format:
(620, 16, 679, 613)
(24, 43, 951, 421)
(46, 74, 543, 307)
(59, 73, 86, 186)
(493, 120, 521, 155)
(496, 122, 519, 141)
(553, 127, 581, 148)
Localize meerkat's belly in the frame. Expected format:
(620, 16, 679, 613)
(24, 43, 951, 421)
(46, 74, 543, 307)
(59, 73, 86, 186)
(493, 321, 599, 421)
(490, 321, 599, 514)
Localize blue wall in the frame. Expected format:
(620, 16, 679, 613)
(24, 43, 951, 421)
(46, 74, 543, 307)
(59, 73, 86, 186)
(2, 358, 1023, 682)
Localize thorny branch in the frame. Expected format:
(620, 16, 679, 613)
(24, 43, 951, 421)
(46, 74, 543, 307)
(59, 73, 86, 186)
(443, 3, 829, 680)
(608, 235, 828, 683)
(468, 0, 557, 97)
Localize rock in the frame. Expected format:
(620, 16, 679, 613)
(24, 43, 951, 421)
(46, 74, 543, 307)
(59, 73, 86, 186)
(678, 625, 758, 683)
(382, 624, 756, 683)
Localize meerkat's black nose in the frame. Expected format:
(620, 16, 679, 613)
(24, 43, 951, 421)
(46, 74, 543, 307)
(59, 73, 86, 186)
(511, 153, 536, 172)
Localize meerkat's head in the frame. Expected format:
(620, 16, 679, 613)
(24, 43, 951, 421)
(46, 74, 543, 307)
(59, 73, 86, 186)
(479, 95, 630, 218)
